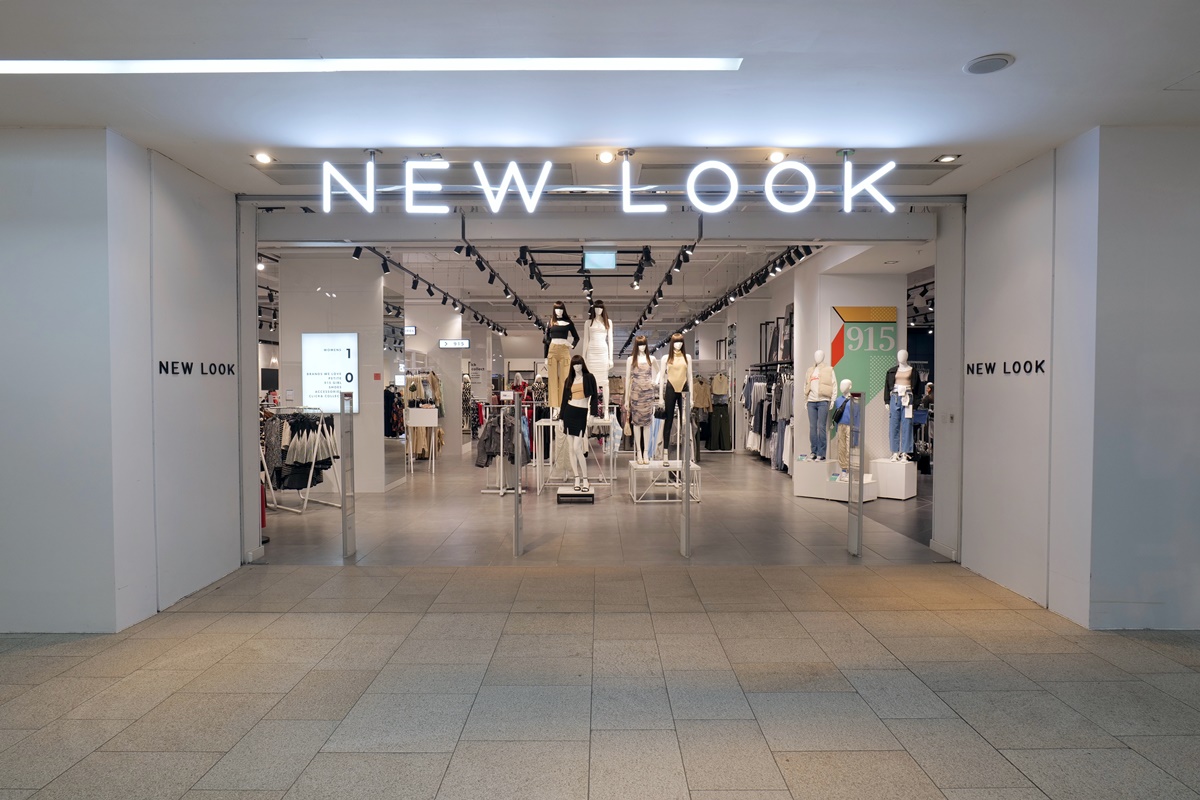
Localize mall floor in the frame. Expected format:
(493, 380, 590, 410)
(261, 447, 940, 567)
(2, 564, 1200, 798)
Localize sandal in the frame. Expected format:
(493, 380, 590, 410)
(581, 478, 590, 492)
(573, 478, 582, 491)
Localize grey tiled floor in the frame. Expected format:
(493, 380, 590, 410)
(3, 565, 1200, 798)
(264, 448, 941, 567)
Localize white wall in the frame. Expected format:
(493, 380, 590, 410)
(931, 206, 966, 562)
(279, 256, 386, 492)
(149, 153, 241, 610)
(962, 153, 1056, 606)
(1089, 128, 1200, 628)
(0, 130, 118, 632)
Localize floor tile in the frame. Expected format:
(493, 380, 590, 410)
(709, 613, 808, 639)
(808, 632, 904, 669)
(181, 663, 312, 694)
(63, 669, 199, 719)
(675, 720, 787, 791)
(266, 670, 376, 720)
(1002, 747, 1197, 800)
(686, 793, 793, 800)
(65, 639, 182, 677)
(886, 718, 1032, 789)
(257, 613, 365, 640)
(32, 751, 220, 800)
(774, 751, 944, 799)
(322, 693, 473, 752)
(0, 719, 130, 789)
(306, 576, 399, 600)
(501, 612, 592, 635)
(939, 791, 1049, 800)
(0, 677, 117, 729)
(1141, 672, 1200, 711)
(194, 720, 337, 791)
(746, 692, 902, 751)
(590, 730, 688, 800)
(368, 664, 486, 694)
(594, 613, 654, 640)
(492, 634, 591, 659)
(907, 661, 1040, 692)
(388, 638, 497, 665)
(130, 613, 229, 639)
(938, 690, 1121, 749)
(141, 634, 253, 672)
(881, 636, 998, 663)
(101, 693, 281, 752)
(182, 790, 285, 798)
(435, 741, 587, 800)
(220, 639, 339, 666)
(1000, 653, 1133, 682)
(348, 613, 422, 637)
(843, 669, 956, 718)
(652, 613, 715, 634)
(592, 639, 663, 678)
(482, 656, 591, 686)
(592, 678, 674, 729)
(200, 613, 283, 635)
(733, 663, 853, 693)
(851, 610, 962, 638)
(282, 752, 449, 800)
(408, 613, 508, 640)
(1045, 680, 1200, 736)
(722, 638, 829, 665)
(460, 686, 591, 741)
(665, 670, 754, 719)
(1071, 636, 1195, 674)
(313, 635, 404, 670)
(1121, 735, 1200, 792)
(656, 634, 732, 671)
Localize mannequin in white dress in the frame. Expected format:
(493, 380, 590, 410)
(581, 300, 614, 418)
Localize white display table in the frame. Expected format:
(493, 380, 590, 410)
(872, 458, 917, 500)
(792, 457, 877, 502)
(629, 460, 701, 503)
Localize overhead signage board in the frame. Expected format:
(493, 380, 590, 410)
(404, 326, 416, 335)
(322, 157, 897, 216)
(439, 339, 470, 350)
(302, 332, 360, 413)
(583, 251, 617, 270)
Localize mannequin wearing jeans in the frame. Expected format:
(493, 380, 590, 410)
(804, 349, 837, 461)
(886, 349, 916, 460)
(657, 334, 693, 467)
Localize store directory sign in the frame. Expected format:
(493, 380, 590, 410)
(302, 332, 360, 413)
(439, 339, 470, 349)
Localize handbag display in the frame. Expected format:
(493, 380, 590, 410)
(653, 404, 667, 420)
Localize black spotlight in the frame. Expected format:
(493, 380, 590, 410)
(785, 250, 797, 266)
(411, 277, 419, 290)
(504, 286, 512, 299)
(381, 259, 391, 275)
(454, 245, 465, 254)
(441, 294, 448, 305)
(487, 272, 496, 285)
(426, 284, 435, 297)
(352, 246, 363, 260)
(477, 258, 487, 272)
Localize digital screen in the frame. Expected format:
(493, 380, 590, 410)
(583, 251, 617, 270)
(302, 332, 360, 413)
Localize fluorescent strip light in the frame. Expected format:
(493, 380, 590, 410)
(0, 57, 743, 75)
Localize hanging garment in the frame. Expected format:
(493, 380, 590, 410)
(711, 372, 730, 396)
(707, 403, 732, 451)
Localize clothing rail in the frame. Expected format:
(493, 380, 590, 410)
(261, 408, 342, 515)
(479, 404, 525, 497)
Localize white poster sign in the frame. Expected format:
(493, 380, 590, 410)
(302, 332, 359, 413)
(439, 339, 470, 349)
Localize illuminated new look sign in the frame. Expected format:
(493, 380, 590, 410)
(322, 158, 897, 216)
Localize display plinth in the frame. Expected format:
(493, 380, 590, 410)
(792, 458, 837, 498)
(629, 461, 701, 504)
(557, 486, 595, 504)
(827, 473, 878, 503)
(872, 458, 917, 500)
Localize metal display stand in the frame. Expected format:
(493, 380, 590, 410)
(629, 402, 701, 505)
(512, 393, 523, 556)
(261, 406, 341, 514)
(339, 392, 356, 559)
(533, 407, 615, 495)
(680, 391, 693, 557)
(405, 406, 439, 474)
(480, 404, 525, 497)
(846, 393, 864, 557)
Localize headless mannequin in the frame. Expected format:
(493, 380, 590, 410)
(625, 345, 659, 465)
(835, 378, 853, 476)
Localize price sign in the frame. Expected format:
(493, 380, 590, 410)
(302, 332, 360, 413)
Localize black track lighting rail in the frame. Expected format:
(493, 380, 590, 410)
(618, 245, 688, 357)
(458, 240, 546, 331)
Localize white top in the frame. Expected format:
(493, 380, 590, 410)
(582, 318, 614, 368)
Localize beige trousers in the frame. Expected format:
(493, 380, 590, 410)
(837, 423, 851, 471)
(547, 345, 572, 408)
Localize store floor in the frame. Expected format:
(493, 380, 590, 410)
(263, 448, 943, 567)
(3, 564, 1200, 799)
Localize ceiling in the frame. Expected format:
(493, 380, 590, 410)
(2, 0, 1199, 197)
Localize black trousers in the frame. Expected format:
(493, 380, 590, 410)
(661, 383, 687, 457)
(708, 403, 732, 450)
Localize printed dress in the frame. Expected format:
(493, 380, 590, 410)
(628, 358, 657, 426)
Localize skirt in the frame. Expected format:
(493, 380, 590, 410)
(560, 402, 588, 437)
(628, 361, 657, 426)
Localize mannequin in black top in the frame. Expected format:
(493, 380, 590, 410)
(560, 355, 600, 491)
(544, 301, 579, 411)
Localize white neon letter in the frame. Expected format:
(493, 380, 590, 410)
(843, 160, 896, 213)
(622, 160, 667, 214)
(686, 160, 739, 213)
(764, 161, 817, 213)
(406, 160, 450, 214)
(322, 161, 374, 213)
(474, 161, 553, 213)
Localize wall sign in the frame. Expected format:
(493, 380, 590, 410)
(404, 325, 416, 335)
(302, 332, 359, 413)
(439, 339, 470, 349)
(967, 359, 1047, 375)
(830, 306, 899, 404)
(323, 157, 897, 216)
(157, 360, 235, 376)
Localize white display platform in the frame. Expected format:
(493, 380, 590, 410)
(557, 485, 595, 504)
(792, 457, 877, 502)
(629, 461, 701, 504)
(872, 458, 917, 500)
(792, 458, 837, 498)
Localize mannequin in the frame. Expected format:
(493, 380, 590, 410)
(543, 301, 579, 413)
(560, 354, 600, 491)
(624, 335, 659, 465)
(581, 300, 614, 418)
(883, 349, 925, 461)
(658, 333, 693, 467)
(832, 379, 854, 478)
(804, 349, 837, 462)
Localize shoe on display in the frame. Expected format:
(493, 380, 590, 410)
(808, 453, 816, 461)
(573, 477, 582, 491)
(581, 478, 590, 491)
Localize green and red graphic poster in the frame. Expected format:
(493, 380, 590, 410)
(830, 306, 898, 405)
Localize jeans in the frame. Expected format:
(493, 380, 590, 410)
(889, 391, 914, 453)
(661, 382, 686, 459)
(806, 401, 828, 458)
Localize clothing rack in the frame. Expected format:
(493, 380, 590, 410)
(261, 406, 342, 514)
(478, 404, 526, 497)
(691, 359, 736, 454)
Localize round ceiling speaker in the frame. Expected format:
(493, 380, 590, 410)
(964, 53, 1016, 75)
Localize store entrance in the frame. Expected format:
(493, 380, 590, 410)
(251, 225, 944, 568)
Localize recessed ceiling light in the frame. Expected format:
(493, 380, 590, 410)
(934, 154, 960, 163)
(768, 151, 786, 164)
(253, 152, 272, 164)
(884, 260, 899, 265)
(597, 151, 615, 164)
(964, 53, 1015, 75)
(0, 57, 743, 75)
(256, 261, 265, 271)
